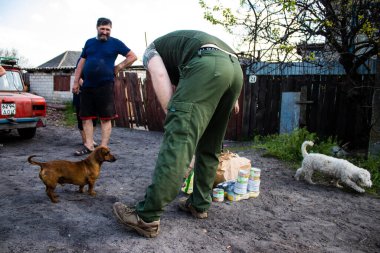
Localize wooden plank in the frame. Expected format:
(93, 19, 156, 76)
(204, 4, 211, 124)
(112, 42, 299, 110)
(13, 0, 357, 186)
(114, 74, 130, 128)
(134, 78, 147, 128)
(144, 72, 166, 131)
(125, 72, 139, 127)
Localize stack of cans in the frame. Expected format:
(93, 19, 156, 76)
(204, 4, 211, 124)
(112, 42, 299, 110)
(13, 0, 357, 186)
(248, 167, 261, 198)
(234, 170, 249, 195)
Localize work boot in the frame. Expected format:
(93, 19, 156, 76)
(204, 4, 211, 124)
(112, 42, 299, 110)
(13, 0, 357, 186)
(113, 202, 160, 238)
(178, 197, 208, 219)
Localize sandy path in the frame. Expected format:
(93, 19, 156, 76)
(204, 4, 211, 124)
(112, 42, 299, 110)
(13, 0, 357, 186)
(0, 123, 379, 253)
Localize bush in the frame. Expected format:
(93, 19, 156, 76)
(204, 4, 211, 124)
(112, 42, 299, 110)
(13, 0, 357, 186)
(252, 128, 337, 164)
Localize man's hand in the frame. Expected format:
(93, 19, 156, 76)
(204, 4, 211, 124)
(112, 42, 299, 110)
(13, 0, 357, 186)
(234, 101, 240, 114)
(114, 51, 138, 76)
(72, 81, 80, 94)
(72, 78, 83, 94)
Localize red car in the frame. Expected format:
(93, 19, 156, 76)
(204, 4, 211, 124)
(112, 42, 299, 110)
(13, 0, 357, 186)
(0, 57, 46, 139)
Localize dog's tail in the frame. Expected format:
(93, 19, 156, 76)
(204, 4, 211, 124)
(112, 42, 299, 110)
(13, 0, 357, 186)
(27, 155, 44, 166)
(301, 141, 314, 158)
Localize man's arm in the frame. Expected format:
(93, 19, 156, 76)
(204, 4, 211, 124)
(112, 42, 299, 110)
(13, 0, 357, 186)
(72, 58, 85, 94)
(114, 50, 138, 75)
(0, 66, 6, 77)
(147, 55, 173, 113)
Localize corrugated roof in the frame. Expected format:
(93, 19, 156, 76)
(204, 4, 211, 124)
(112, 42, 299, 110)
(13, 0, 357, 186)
(248, 60, 376, 76)
(37, 51, 81, 69)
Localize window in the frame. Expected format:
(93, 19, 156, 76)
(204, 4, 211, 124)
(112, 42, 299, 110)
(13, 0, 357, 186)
(54, 75, 71, 91)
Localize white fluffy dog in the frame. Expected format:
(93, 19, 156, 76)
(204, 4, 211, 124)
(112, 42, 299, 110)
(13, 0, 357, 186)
(294, 141, 372, 193)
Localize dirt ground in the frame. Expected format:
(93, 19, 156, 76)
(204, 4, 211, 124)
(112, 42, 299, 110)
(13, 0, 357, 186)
(0, 109, 379, 253)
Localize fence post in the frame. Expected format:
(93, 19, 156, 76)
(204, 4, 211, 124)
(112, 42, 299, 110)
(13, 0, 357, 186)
(368, 56, 380, 157)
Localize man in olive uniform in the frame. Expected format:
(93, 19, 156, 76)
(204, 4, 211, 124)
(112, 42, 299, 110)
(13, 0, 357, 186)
(113, 30, 243, 238)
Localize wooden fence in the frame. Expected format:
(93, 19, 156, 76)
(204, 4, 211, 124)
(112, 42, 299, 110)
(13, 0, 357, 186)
(241, 74, 375, 148)
(114, 70, 376, 148)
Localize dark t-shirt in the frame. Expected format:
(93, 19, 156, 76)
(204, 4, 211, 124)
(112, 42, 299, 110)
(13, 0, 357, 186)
(80, 37, 130, 87)
(153, 30, 235, 85)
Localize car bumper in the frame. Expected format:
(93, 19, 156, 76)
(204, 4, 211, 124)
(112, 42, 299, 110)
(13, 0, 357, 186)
(0, 117, 46, 130)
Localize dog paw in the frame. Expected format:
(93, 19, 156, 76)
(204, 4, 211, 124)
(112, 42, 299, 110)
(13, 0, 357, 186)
(89, 191, 97, 196)
(356, 188, 365, 193)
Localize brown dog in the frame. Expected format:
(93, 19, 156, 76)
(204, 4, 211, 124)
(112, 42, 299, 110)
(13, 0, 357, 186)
(28, 146, 116, 203)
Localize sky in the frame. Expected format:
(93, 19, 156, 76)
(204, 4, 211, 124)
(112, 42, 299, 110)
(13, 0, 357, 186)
(0, 0, 239, 67)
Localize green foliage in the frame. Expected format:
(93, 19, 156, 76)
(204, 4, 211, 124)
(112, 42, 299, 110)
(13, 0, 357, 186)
(353, 156, 380, 194)
(63, 101, 76, 127)
(252, 128, 329, 163)
(305, 52, 316, 62)
(279, 44, 296, 54)
(360, 20, 378, 38)
(279, 0, 296, 12)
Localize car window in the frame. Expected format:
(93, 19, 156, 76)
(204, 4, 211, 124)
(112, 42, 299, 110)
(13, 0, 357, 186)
(0, 70, 24, 91)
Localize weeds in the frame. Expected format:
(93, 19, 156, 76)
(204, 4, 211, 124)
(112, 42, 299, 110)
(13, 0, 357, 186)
(63, 101, 76, 127)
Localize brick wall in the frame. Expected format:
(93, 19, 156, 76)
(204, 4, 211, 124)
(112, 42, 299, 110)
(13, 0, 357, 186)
(29, 73, 74, 105)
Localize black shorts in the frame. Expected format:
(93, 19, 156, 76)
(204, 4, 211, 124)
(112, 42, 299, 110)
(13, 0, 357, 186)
(79, 84, 117, 120)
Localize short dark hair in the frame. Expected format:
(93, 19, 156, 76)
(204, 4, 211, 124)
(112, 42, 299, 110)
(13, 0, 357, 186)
(97, 17, 112, 27)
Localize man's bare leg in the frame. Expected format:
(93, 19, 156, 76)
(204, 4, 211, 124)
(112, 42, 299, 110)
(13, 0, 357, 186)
(83, 119, 95, 150)
(100, 120, 112, 147)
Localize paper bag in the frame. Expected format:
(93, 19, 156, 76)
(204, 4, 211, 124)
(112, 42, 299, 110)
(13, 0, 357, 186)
(214, 151, 251, 186)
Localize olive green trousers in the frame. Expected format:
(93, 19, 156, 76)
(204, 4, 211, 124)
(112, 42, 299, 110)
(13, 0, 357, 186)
(136, 49, 243, 222)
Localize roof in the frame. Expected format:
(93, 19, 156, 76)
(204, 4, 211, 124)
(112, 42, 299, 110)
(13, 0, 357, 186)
(26, 51, 81, 71)
(248, 59, 377, 76)
(25, 51, 145, 72)
(38, 50, 81, 68)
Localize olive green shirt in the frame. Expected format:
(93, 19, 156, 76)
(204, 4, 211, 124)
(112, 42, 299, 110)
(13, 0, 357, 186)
(153, 30, 236, 85)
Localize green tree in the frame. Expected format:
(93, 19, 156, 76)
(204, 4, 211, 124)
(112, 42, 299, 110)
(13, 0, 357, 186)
(200, 0, 379, 77)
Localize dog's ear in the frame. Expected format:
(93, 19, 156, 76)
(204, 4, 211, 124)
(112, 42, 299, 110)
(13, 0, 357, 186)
(94, 147, 107, 161)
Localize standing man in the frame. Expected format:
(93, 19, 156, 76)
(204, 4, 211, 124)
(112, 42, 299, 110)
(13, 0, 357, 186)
(113, 30, 243, 237)
(72, 17, 137, 155)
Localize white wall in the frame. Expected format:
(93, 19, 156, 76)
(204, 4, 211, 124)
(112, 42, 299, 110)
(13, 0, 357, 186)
(29, 73, 73, 105)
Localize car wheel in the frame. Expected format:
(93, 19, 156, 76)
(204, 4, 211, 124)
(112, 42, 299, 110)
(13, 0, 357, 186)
(17, 127, 36, 139)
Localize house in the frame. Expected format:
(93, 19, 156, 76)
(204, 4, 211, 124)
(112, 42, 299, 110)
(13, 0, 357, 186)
(26, 51, 81, 105)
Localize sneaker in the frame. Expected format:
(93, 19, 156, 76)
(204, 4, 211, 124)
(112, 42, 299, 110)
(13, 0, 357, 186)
(112, 202, 160, 238)
(178, 197, 208, 219)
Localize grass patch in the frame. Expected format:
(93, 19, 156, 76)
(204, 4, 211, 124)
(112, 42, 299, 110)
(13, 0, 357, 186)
(63, 101, 77, 127)
(250, 128, 380, 194)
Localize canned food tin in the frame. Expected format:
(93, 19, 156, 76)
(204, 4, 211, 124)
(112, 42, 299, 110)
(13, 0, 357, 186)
(212, 188, 224, 202)
(234, 185, 247, 195)
(236, 177, 248, 184)
(250, 167, 261, 180)
(247, 180, 260, 192)
(227, 191, 241, 201)
(238, 169, 250, 178)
